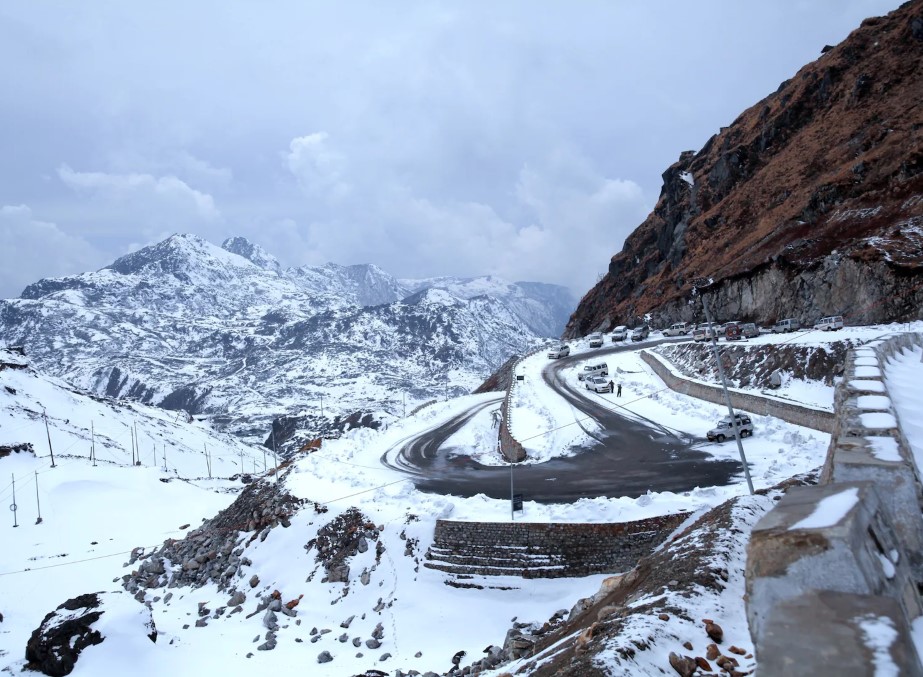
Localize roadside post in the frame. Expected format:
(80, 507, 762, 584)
(692, 278, 755, 495)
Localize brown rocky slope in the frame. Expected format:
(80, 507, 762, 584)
(566, 0, 923, 338)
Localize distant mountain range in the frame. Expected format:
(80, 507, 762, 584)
(0, 233, 575, 443)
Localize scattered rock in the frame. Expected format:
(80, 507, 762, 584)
(372, 622, 384, 640)
(705, 621, 724, 643)
(340, 615, 355, 628)
(379, 652, 391, 661)
(366, 638, 381, 649)
(729, 645, 747, 655)
(658, 613, 670, 621)
(694, 656, 713, 671)
(317, 651, 333, 663)
(228, 590, 246, 607)
(249, 575, 260, 589)
(668, 651, 697, 677)
(706, 643, 720, 660)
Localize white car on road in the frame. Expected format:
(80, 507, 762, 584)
(548, 344, 570, 359)
(585, 375, 613, 393)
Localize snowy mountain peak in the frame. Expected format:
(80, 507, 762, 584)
(105, 232, 255, 279)
(221, 236, 283, 275)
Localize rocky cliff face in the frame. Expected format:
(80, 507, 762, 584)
(567, 0, 923, 337)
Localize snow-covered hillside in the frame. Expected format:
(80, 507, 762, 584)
(0, 234, 572, 444)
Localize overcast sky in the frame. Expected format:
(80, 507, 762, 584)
(0, 1, 904, 299)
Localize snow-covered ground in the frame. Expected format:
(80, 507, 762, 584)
(884, 342, 923, 472)
(3, 324, 922, 675)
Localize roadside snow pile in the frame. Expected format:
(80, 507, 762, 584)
(883, 343, 923, 472)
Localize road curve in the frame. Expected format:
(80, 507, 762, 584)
(385, 338, 742, 503)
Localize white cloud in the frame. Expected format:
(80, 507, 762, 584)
(0, 205, 101, 298)
(284, 133, 350, 200)
(57, 165, 220, 221)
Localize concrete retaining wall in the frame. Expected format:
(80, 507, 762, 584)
(639, 349, 835, 433)
(424, 512, 689, 579)
(745, 332, 923, 675)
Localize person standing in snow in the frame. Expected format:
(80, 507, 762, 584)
(617, 383, 622, 397)
(608, 380, 614, 393)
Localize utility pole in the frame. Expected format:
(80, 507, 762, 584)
(10, 473, 18, 527)
(34, 471, 42, 525)
(403, 391, 406, 418)
(509, 443, 515, 521)
(204, 443, 212, 479)
(91, 421, 97, 467)
(43, 412, 56, 468)
(271, 428, 279, 482)
(162, 445, 168, 472)
(320, 395, 324, 417)
(693, 279, 755, 495)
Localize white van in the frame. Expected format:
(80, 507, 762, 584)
(577, 362, 608, 381)
(814, 316, 844, 331)
(664, 322, 691, 337)
(772, 318, 801, 333)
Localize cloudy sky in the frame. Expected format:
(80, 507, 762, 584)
(0, 1, 904, 299)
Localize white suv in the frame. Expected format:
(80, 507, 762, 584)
(611, 326, 628, 342)
(814, 316, 844, 331)
(585, 375, 613, 393)
(547, 344, 570, 359)
(588, 332, 604, 348)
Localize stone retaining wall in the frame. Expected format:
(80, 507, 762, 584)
(639, 349, 835, 433)
(424, 512, 689, 579)
(745, 332, 923, 674)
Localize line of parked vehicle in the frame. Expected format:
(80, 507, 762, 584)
(545, 335, 759, 443)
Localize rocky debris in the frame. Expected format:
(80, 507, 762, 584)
(121, 479, 306, 595)
(317, 650, 333, 663)
(365, 638, 381, 650)
(566, 0, 923, 336)
(25, 592, 156, 677)
(228, 590, 246, 606)
(257, 631, 277, 651)
(305, 507, 381, 584)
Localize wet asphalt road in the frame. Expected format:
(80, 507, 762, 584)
(382, 339, 742, 503)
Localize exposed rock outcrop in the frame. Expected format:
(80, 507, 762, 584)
(567, 0, 923, 336)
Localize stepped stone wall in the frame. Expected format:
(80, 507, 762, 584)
(424, 513, 689, 579)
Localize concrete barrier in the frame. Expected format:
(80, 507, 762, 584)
(639, 349, 835, 432)
(746, 332, 923, 673)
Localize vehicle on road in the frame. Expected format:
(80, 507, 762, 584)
(664, 322, 691, 337)
(692, 323, 718, 342)
(739, 322, 759, 338)
(588, 332, 604, 348)
(707, 414, 754, 442)
(814, 315, 844, 331)
(578, 362, 609, 381)
(724, 322, 742, 341)
(585, 375, 613, 393)
(548, 344, 570, 359)
(611, 326, 628, 342)
(772, 318, 801, 333)
(631, 325, 650, 342)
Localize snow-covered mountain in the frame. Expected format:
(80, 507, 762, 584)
(0, 234, 568, 443)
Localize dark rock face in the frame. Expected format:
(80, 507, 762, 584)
(567, 0, 923, 336)
(24, 593, 156, 676)
(306, 508, 381, 584)
(26, 594, 104, 676)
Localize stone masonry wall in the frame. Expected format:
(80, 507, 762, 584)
(639, 349, 835, 433)
(425, 512, 689, 579)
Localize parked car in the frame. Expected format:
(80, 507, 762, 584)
(631, 325, 650, 342)
(692, 323, 718, 342)
(664, 322, 692, 337)
(814, 315, 844, 331)
(772, 318, 801, 333)
(724, 322, 742, 341)
(611, 326, 628, 342)
(547, 344, 570, 359)
(739, 322, 759, 338)
(585, 375, 613, 393)
(577, 362, 609, 381)
(588, 332, 604, 348)
(707, 413, 754, 442)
